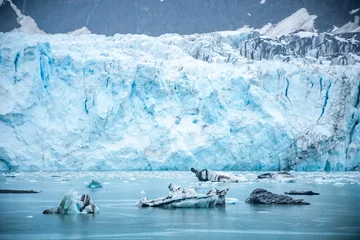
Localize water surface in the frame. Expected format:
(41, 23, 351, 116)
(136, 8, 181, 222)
(0, 171, 359, 240)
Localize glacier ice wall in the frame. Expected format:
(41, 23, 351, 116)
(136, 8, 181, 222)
(0, 30, 359, 171)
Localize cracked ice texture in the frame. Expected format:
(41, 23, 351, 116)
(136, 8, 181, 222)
(0, 30, 359, 171)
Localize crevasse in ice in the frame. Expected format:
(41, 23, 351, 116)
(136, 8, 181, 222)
(0, 27, 359, 171)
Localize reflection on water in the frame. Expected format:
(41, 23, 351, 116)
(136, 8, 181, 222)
(0, 172, 359, 240)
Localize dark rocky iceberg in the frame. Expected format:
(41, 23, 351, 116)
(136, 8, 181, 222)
(246, 188, 310, 205)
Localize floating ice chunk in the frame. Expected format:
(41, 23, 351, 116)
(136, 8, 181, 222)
(140, 190, 146, 194)
(333, 182, 345, 186)
(255, 172, 296, 183)
(25, 215, 33, 218)
(284, 190, 319, 195)
(137, 183, 229, 208)
(86, 180, 103, 188)
(191, 168, 245, 182)
(225, 197, 239, 204)
(246, 188, 310, 205)
(43, 190, 99, 214)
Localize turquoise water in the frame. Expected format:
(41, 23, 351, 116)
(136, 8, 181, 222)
(0, 172, 360, 240)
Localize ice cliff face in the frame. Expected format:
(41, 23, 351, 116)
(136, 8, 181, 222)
(0, 28, 359, 172)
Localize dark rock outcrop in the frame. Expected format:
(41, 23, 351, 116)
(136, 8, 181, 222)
(285, 190, 319, 195)
(245, 188, 310, 205)
(0, 189, 39, 194)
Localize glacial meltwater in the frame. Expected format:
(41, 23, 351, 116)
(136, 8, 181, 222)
(0, 171, 360, 240)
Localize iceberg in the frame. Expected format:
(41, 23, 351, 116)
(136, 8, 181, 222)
(86, 180, 103, 188)
(245, 188, 310, 205)
(191, 168, 247, 182)
(255, 172, 296, 183)
(43, 190, 99, 214)
(137, 183, 228, 208)
(0, 6, 359, 172)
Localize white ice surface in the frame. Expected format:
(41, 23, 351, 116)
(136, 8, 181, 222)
(0, 6, 359, 172)
(349, 8, 360, 15)
(331, 16, 360, 34)
(5, 0, 45, 35)
(67, 27, 92, 36)
(0, 29, 359, 171)
(262, 8, 317, 38)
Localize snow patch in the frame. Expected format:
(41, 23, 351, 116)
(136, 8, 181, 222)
(293, 31, 318, 38)
(262, 8, 317, 38)
(6, 0, 45, 34)
(331, 16, 360, 34)
(258, 23, 272, 35)
(349, 8, 360, 15)
(67, 27, 92, 36)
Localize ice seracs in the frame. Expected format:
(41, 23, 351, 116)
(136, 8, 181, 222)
(0, 7, 359, 172)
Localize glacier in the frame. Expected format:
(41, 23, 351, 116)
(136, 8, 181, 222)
(0, 6, 360, 172)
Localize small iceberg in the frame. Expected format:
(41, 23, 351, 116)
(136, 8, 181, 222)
(246, 188, 310, 205)
(255, 172, 296, 183)
(137, 183, 229, 208)
(285, 190, 319, 195)
(43, 190, 99, 214)
(190, 168, 246, 182)
(225, 197, 239, 204)
(86, 180, 103, 188)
